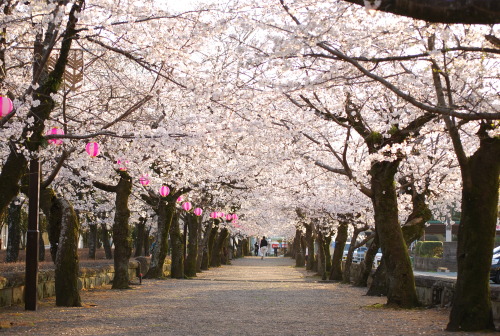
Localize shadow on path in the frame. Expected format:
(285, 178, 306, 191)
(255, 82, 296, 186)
(0, 257, 469, 336)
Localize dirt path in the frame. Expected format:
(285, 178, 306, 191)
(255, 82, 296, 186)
(0, 257, 487, 335)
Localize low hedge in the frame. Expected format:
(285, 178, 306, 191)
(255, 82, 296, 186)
(415, 241, 443, 258)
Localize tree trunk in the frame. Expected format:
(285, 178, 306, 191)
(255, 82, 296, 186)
(294, 229, 305, 267)
(316, 231, 326, 280)
(196, 223, 208, 272)
(343, 229, 361, 284)
(111, 173, 132, 289)
(304, 224, 315, 271)
(53, 198, 81, 307)
(323, 234, 332, 273)
(185, 213, 200, 277)
(101, 224, 112, 259)
(88, 224, 97, 260)
(447, 137, 499, 331)
(221, 231, 230, 265)
(143, 226, 151, 257)
(339, 0, 500, 24)
(211, 228, 229, 267)
(242, 238, 249, 256)
(38, 228, 45, 262)
(5, 198, 21, 262)
(202, 224, 218, 270)
(134, 218, 145, 257)
(169, 212, 184, 279)
(145, 200, 171, 279)
(330, 221, 348, 281)
(370, 160, 418, 308)
(354, 234, 378, 287)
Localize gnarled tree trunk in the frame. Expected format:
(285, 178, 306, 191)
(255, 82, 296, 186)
(370, 160, 418, 308)
(447, 136, 499, 331)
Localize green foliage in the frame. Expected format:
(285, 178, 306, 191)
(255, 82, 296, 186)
(367, 131, 383, 146)
(415, 241, 443, 258)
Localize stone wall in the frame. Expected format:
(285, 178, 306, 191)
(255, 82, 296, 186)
(413, 242, 458, 272)
(346, 262, 500, 324)
(0, 258, 171, 308)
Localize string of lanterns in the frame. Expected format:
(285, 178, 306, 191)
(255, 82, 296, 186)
(0, 96, 13, 118)
(7, 108, 241, 227)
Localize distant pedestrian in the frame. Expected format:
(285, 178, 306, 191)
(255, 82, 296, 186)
(273, 246, 278, 257)
(254, 242, 259, 256)
(260, 236, 268, 260)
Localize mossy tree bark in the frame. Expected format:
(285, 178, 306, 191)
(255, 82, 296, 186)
(185, 213, 200, 277)
(93, 170, 133, 289)
(446, 129, 499, 331)
(370, 160, 418, 308)
(6, 198, 22, 262)
(169, 212, 184, 278)
(330, 221, 348, 281)
(368, 183, 430, 294)
(52, 198, 81, 307)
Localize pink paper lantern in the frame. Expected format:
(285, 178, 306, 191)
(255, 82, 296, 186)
(182, 202, 192, 211)
(226, 214, 233, 221)
(194, 208, 203, 216)
(0, 97, 13, 117)
(232, 214, 238, 221)
(85, 142, 100, 157)
(177, 196, 183, 203)
(217, 212, 224, 218)
(139, 175, 150, 186)
(115, 159, 128, 171)
(159, 185, 170, 197)
(210, 212, 218, 219)
(46, 127, 64, 145)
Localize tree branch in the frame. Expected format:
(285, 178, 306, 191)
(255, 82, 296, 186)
(338, 0, 500, 24)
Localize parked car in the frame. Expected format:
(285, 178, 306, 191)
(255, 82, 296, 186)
(374, 248, 382, 267)
(353, 247, 368, 263)
(342, 243, 351, 261)
(491, 257, 500, 284)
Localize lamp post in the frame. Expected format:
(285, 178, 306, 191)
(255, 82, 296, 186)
(25, 159, 40, 310)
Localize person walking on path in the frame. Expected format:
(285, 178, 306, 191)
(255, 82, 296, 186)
(254, 241, 259, 256)
(260, 236, 268, 260)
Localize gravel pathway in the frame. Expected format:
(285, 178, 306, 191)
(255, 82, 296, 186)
(0, 257, 490, 335)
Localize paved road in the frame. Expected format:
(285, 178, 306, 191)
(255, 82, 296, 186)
(0, 257, 488, 335)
